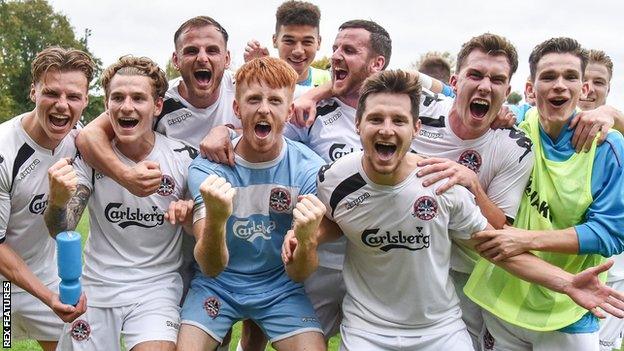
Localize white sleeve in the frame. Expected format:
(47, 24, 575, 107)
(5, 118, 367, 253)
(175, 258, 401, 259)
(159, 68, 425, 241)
(447, 185, 488, 240)
(487, 133, 534, 221)
(316, 163, 336, 221)
(0, 154, 10, 241)
(73, 157, 94, 192)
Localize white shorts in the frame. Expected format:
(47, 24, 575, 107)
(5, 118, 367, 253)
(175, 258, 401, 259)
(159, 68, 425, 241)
(303, 266, 346, 339)
(451, 270, 486, 351)
(57, 287, 180, 350)
(483, 310, 599, 351)
(9, 280, 64, 341)
(339, 324, 474, 351)
(599, 279, 624, 350)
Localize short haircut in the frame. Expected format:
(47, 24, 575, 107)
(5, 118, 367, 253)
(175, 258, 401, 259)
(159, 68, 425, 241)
(174, 16, 229, 49)
(100, 56, 168, 100)
(234, 57, 298, 98)
(339, 20, 392, 69)
(456, 33, 518, 77)
(356, 70, 421, 127)
(587, 49, 613, 80)
(31, 46, 95, 87)
(275, 1, 320, 33)
(418, 53, 452, 83)
(529, 37, 588, 81)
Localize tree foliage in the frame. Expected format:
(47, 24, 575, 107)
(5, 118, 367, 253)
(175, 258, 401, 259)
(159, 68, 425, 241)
(0, 0, 103, 123)
(311, 56, 331, 70)
(506, 91, 523, 105)
(165, 58, 181, 80)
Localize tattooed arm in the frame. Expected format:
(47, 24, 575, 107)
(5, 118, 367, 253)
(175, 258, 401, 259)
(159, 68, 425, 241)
(43, 158, 91, 238)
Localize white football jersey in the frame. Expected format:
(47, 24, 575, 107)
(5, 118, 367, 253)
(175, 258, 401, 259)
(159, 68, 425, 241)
(0, 114, 79, 292)
(412, 97, 534, 273)
(317, 152, 487, 336)
(282, 91, 462, 269)
(154, 70, 241, 147)
(75, 133, 193, 307)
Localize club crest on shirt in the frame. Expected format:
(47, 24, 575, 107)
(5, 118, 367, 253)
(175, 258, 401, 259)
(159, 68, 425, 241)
(204, 296, 221, 319)
(458, 149, 482, 173)
(157, 175, 175, 196)
(269, 187, 291, 213)
(70, 319, 91, 341)
(412, 196, 438, 221)
(483, 328, 495, 350)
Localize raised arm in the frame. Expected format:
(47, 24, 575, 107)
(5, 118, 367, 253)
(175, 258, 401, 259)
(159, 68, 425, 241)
(76, 112, 162, 196)
(43, 158, 90, 238)
(192, 175, 235, 277)
(284, 195, 326, 282)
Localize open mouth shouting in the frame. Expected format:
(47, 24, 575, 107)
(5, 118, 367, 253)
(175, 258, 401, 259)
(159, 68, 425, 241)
(469, 99, 490, 119)
(118, 117, 139, 129)
(194, 69, 212, 87)
(548, 96, 569, 107)
(49, 113, 71, 129)
(254, 121, 272, 139)
(333, 67, 348, 82)
(374, 141, 397, 161)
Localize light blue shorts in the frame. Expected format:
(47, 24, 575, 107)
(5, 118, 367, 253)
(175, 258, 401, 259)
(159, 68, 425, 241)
(180, 278, 323, 343)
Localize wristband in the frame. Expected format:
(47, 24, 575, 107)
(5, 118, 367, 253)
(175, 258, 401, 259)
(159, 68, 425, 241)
(418, 73, 433, 91)
(441, 84, 456, 98)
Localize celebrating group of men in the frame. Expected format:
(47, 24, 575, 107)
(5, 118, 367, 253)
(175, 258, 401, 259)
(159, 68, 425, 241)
(1, 1, 624, 351)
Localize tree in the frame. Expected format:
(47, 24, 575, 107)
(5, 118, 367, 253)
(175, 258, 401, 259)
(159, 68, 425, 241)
(506, 91, 523, 105)
(0, 0, 103, 123)
(165, 58, 181, 80)
(311, 56, 330, 70)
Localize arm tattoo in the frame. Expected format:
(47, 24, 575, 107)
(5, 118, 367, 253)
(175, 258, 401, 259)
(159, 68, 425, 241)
(44, 185, 91, 237)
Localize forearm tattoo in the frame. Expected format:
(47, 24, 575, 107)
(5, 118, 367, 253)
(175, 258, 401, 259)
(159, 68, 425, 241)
(44, 185, 91, 237)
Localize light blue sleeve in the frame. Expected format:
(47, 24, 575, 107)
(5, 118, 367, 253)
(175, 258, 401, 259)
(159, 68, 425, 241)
(188, 160, 221, 207)
(576, 133, 624, 257)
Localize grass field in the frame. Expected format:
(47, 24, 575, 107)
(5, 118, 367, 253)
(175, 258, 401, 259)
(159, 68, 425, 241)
(8, 212, 341, 351)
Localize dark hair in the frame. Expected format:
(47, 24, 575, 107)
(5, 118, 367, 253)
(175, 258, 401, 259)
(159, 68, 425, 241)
(456, 33, 518, 77)
(101, 55, 168, 99)
(357, 70, 421, 127)
(587, 49, 613, 80)
(418, 53, 452, 83)
(529, 37, 588, 81)
(174, 16, 229, 48)
(275, 1, 320, 33)
(31, 46, 95, 87)
(339, 20, 392, 69)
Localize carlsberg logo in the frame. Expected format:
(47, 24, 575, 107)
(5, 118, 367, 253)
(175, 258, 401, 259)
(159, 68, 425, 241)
(104, 203, 165, 228)
(232, 217, 276, 242)
(361, 227, 430, 252)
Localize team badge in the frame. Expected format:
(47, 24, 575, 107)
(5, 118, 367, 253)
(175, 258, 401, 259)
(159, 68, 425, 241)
(269, 187, 291, 213)
(70, 319, 91, 341)
(157, 175, 175, 196)
(458, 150, 482, 173)
(483, 328, 495, 350)
(204, 296, 221, 319)
(413, 196, 438, 220)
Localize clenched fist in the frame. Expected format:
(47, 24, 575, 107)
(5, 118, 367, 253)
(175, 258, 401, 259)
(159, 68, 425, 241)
(47, 158, 77, 207)
(292, 194, 326, 246)
(200, 175, 237, 221)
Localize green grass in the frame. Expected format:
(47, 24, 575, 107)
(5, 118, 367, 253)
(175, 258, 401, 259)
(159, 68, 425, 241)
(8, 212, 342, 350)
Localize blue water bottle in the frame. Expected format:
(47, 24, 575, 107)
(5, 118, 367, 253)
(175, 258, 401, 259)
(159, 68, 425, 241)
(56, 231, 82, 305)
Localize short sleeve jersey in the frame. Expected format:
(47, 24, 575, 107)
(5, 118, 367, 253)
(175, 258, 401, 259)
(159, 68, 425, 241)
(281, 90, 477, 269)
(188, 137, 324, 294)
(316, 152, 488, 336)
(412, 97, 534, 272)
(75, 133, 194, 307)
(0, 114, 79, 292)
(154, 70, 241, 147)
